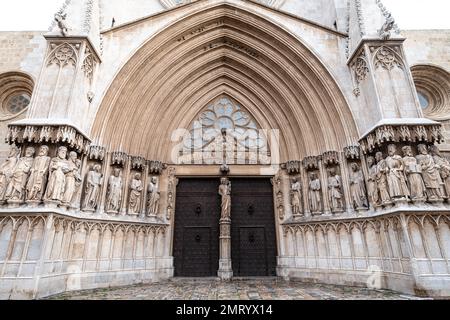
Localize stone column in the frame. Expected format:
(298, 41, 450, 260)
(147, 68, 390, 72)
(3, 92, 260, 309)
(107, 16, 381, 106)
(217, 177, 233, 280)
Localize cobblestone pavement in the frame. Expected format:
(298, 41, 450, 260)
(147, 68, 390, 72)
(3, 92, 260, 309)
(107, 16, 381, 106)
(46, 278, 428, 300)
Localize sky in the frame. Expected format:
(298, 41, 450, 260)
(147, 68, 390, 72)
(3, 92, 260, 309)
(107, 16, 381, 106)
(0, 0, 448, 31)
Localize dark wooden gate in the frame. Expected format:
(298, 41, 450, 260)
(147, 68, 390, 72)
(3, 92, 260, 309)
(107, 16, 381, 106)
(173, 179, 220, 277)
(231, 178, 277, 277)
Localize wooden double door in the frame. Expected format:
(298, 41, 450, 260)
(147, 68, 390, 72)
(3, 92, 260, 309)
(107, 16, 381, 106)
(173, 178, 277, 277)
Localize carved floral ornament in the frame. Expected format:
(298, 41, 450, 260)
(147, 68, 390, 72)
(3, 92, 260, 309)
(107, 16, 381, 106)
(47, 42, 79, 67)
(6, 124, 90, 154)
(351, 51, 369, 82)
(359, 124, 444, 154)
(372, 46, 403, 71)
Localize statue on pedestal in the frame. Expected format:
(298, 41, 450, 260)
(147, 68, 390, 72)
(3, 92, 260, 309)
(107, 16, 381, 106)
(82, 164, 103, 211)
(429, 145, 450, 198)
(219, 178, 231, 220)
(128, 173, 143, 215)
(44, 146, 70, 203)
(367, 156, 379, 206)
(5, 147, 35, 202)
(62, 151, 80, 207)
(402, 146, 426, 201)
(26, 145, 51, 202)
(290, 177, 303, 216)
(416, 144, 443, 201)
(385, 144, 410, 200)
(308, 172, 322, 215)
(375, 152, 392, 205)
(349, 163, 369, 210)
(146, 177, 160, 216)
(106, 168, 123, 213)
(328, 167, 344, 212)
(0, 146, 20, 201)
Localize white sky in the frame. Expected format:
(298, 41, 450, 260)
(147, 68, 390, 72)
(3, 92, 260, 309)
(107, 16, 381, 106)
(0, 0, 448, 31)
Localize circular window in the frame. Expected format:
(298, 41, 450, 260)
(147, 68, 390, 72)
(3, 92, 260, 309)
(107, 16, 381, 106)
(5, 93, 30, 114)
(417, 91, 429, 109)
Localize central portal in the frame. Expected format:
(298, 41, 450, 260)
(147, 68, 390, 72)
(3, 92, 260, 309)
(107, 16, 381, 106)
(173, 178, 277, 278)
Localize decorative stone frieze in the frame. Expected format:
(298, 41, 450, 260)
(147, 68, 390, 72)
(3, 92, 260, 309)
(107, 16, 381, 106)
(6, 124, 91, 154)
(360, 124, 444, 154)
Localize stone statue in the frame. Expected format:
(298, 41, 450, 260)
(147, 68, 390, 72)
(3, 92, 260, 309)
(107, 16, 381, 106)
(385, 144, 410, 200)
(62, 151, 80, 207)
(416, 144, 443, 201)
(429, 145, 450, 198)
(54, 13, 69, 37)
(44, 146, 70, 203)
(128, 173, 143, 215)
(106, 168, 123, 213)
(26, 145, 51, 202)
(82, 164, 103, 211)
(402, 146, 426, 201)
(375, 152, 392, 205)
(367, 156, 379, 206)
(290, 177, 303, 216)
(349, 163, 369, 210)
(328, 167, 344, 212)
(146, 177, 160, 216)
(219, 177, 231, 220)
(5, 147, 35, 202)
(0, 146, 20, 201)
(308, 172, 321, 215)
(71, 159, 83, 208)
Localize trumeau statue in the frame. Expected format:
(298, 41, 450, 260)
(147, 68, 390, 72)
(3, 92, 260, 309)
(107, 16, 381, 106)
(44, 146, 70, 203)
(416, 144, 443, 201)
(385, 144, 410, 200)
(0, 146, 20, 201)
(328, 167, 344, 212)
(5, 147, 35, 202)
(83, 164, 103, 211)
(429, 145, 450, 198)
(402, 146, 426, 201)
(375, 152, 392, 205)
(367, 156, 379, 206)
(146, 177, 160, 216)
(26, 145, 51, 202)
(349, 163, 369, 210)
(62, 151, 80, 206)
(308, 172, 321, 215)
(290, 177, 303, 216)
(219, 177, 231, 220)
(106, 168, 123, 213)
(128, 173, 143, 215)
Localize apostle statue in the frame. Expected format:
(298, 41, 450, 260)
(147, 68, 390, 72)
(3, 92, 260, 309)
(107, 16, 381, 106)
(328, 167, 344, 212)
(402, 146, 426, 201)
(128, 173, 143, 215)
(82, 164, 103, 211)
(349, 163, 369, 210)
(385, 144, 410, 200)
(290, 177, 303, 216)
(71, 159, 83, 208)
(429, 145, 450, 198)
(367, 156, 379, 206)
(0, 146, 20, 202)
(61, 151, 80, 207)
(5, 147, 35, 202)
(416, 144, 443, 201)
(146, 177, 160, 216)
(219, 177, 231, 220)
(44, 146, 70, 203)
(26, 145, 51, 202)
(106, 168, 123, 213)
(375, 152, 391, 205)
(308, 172, 321, 215)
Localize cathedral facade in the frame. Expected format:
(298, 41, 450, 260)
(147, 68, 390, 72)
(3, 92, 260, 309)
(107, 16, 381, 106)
(0, 0, 449, 299)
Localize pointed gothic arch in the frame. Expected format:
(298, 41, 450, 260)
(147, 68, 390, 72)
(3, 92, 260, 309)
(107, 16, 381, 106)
(91, 3, 359, 161)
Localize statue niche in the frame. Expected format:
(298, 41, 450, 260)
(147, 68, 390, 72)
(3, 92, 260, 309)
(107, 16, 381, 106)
(308, 172, 322, 215)
(82, 164, 103, 212)
(290, 177, 303, 217)
(105, 168, 123, 214)
(146, 176, 160, 217)
(327, 167, 344, 213)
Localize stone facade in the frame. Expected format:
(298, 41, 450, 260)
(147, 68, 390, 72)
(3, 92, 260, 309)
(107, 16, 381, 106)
(0, 0, 449, 299)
